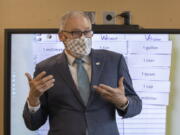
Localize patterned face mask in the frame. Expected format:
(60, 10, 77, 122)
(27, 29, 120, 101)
(64, 37, 92, 58)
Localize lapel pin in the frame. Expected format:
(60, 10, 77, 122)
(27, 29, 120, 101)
(96, 62, 100, 65)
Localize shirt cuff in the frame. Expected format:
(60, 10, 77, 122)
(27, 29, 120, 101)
(27, 100, 40, 113)
(116, 100, 129, 111)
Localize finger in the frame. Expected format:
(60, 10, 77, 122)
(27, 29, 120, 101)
(37, 84, 54, 95)
(93, 85, 105, 93)
(98, 84, 114, 92)
(38, 75, 54, 85)
(36, 79, 55, 90)
(25, 72, 33, 81)
(118, 77, 124, 89)
(99, 84, 125, 97)
(34, 71, 47, 81)
(32, 81, 55, 97)
(93, 85, 112, 96)
(43, 83, 55, 92)
(94, 84, 112, 94)
(39, 80, 55, 92)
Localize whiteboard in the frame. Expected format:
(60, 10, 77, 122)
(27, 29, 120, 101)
(10, 33, 175, 135)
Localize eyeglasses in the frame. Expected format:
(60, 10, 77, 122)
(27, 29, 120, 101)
(62, 30, 93, 38)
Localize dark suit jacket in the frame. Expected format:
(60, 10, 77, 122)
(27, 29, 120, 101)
(23, 49, 142, 135)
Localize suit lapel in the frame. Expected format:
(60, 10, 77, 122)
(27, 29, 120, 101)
(87, 49, 105, 106)
(90, 50, 105, 85)
(55, 52, 85, 107)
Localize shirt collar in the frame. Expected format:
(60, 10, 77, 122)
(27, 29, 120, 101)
(65, 50, 91, 65)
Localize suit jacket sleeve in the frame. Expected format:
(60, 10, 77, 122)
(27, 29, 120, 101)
(23, 65, 48, 130)
(116, 55, 142, 118)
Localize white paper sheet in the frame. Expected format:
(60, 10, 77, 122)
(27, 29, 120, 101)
(129, 67, 170, 81)
(127, 54, 171, 67)
(132, 80, 170, 92)
(128, 41, 172, 54)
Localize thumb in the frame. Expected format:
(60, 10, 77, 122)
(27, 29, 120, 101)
(25, 72, 33, 82)
(118, 77, 124, 89)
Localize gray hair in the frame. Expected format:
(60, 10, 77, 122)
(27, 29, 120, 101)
(59, 11, 91, 32)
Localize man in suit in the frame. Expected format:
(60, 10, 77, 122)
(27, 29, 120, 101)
(23, 11, 142, 135)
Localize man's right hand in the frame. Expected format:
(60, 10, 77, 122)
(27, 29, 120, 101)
(25, 71, 55, 107)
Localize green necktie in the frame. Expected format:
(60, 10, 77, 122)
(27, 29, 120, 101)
(75, 58, 90, 105)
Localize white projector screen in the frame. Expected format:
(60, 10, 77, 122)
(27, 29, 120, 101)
(4, 28, 180, 135)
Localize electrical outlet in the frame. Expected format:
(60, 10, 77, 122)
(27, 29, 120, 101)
(103, 11, 116, 24)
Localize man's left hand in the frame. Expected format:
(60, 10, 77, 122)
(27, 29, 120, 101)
(93, 77, 128, 108)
